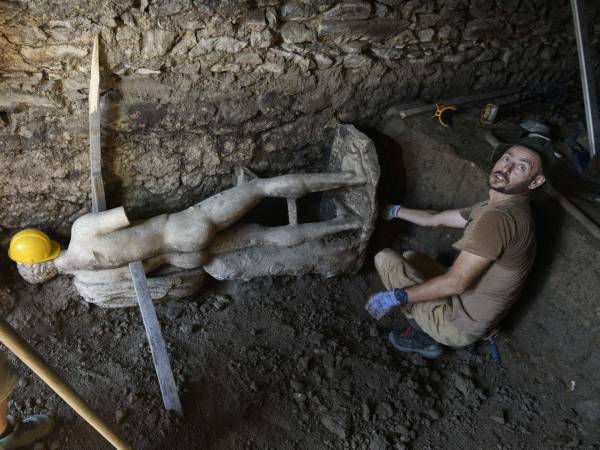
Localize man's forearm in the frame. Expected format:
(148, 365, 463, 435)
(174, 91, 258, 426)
(395, 207, 440, 227)
(404, 273, 464, 304)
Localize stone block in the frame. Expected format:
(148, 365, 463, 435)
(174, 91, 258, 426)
(463, 18, 506, 41)
(319, 18, 409, 41)
(0, 26, 47, 46)
(281, 1, 318, 20)
(255, 62, 285, 74)
(322, 2, 372, 20)
(387, 29, 417, 46)
(258, 91, 293, 115)
(418, 28, 435, 42)
(0, 39, 35, 71)
(116, 26, 141, 45)
(265, 7, 278, 27)
(0, 71, 44, 89)
(281, 22, 316, 43)
(148, 0, 191, 16)
(188, 37, 213, 56)
(244, 9, 266, 31)
(0, 91, 58, 110)
(438, 25, 454, 40)
(314, 53, 334, 69)
(217, 98, 259, 125)
(474, 48, 495, 62)
(418, 13, 442, 28)
(210, 63, 240, 73)
(236, 52, 263, 66)
(141, 29, 178, 59)
(372, 47, 403, 60)
(269, 48, 312, 71)
(213, 37, 248, 53)
(442, 54, 464, 64)
(250, 29, 273, 48)
(20, 45, 88, 62)
(170, 31, 197, 56)
(343, 54, 372, 69)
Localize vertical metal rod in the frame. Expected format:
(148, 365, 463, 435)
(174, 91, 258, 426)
(570, 0, 600, 159)
(287, 198, 298, 225)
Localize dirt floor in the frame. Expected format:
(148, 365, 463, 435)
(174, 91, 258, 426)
(1, 104, 600, 449)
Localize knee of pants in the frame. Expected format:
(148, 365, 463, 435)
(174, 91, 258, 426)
(374, 248, 397, 272)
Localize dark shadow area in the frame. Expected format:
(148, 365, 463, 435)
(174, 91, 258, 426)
(297, 191, 325, 223)
(237, 197, 289, 226)
(356, 126, 411, 268)
(501, 193, 565, 333)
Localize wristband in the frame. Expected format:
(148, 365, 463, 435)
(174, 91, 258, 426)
(393, 288, 408, 305)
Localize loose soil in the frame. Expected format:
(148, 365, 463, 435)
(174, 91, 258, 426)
(1, 109, 599, 450)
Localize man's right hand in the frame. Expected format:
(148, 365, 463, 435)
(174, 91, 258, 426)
(380, 204, 402, 221)
(365, 289, 408, 320)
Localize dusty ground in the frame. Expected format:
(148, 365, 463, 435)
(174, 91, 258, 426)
(1, 107, 599, 450)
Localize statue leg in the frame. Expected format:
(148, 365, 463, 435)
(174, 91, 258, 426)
(195, 169, 364, 231)
(209, 213, 362, 254)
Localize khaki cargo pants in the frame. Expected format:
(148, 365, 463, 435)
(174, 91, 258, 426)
(374, 248, 478, 347)
(0, 352, 18, 402)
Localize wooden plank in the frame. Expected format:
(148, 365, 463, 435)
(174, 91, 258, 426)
(129, 262, 183, 416)
(89, 34, 105, 213)
(91, 166, 106, 214)
(87, 35, 183, 415)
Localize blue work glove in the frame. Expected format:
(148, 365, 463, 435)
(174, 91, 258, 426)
(380, 204, 402, 221)
(365, 289, 408, 320)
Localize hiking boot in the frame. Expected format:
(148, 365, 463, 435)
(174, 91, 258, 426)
(388, 326, 444, 359)
(0, 415, 54, 449)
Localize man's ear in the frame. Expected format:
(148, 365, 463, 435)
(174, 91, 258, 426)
(528, 174, 546, 190)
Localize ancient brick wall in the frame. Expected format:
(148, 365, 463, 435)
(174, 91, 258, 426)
(0, 0, 597, 232)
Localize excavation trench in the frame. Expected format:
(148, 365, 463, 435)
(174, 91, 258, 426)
(2, 116, 598, 449)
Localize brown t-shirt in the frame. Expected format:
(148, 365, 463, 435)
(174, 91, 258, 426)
(446, 195, 536, 336)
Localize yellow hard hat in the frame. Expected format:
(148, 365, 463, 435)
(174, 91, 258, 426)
(8, 228, 60, 265)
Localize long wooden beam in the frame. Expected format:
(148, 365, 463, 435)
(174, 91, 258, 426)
(88, 35, 183, 416)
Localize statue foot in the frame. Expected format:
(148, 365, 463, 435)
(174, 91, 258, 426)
(329, 198, 362, 229)
(340, 142, 368, 185)
(236, 167, 259, 186)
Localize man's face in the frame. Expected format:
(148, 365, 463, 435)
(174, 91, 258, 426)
(488, 146, 545, 195)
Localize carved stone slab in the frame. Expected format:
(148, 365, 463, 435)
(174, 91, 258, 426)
(203, 124, 380, 280)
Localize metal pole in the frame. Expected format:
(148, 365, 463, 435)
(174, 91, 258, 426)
(570, 0, 600, 160)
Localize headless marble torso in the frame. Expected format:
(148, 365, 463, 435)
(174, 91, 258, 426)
(54, 167, 365, 274)
(55, 206, 213, 273)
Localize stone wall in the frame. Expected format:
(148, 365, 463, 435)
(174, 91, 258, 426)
(0, 0, 598, 234)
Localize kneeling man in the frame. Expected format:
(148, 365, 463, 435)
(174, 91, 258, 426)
(366, 144, 545, 358)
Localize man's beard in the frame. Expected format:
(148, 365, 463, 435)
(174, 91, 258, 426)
(488, 172, 530, 195)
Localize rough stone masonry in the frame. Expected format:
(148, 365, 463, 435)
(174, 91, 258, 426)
(0, 0, 598, 234)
